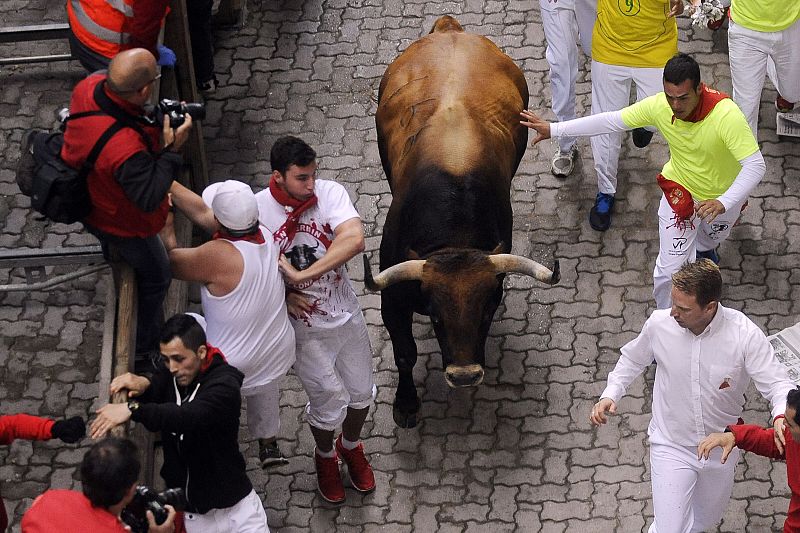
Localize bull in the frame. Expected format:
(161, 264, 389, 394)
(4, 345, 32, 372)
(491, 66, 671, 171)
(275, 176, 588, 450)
(363, 15, 559, 428)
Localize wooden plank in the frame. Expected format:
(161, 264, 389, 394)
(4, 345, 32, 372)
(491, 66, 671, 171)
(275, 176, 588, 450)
(163, 0, 209, 193)
(109, 263, 137, 438)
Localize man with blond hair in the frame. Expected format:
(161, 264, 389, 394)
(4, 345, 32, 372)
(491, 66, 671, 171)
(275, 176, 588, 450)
(590, 259, 794, 532)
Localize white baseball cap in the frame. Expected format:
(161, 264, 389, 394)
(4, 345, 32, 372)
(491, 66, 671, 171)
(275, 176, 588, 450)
(185, 312, 207, 332)
(201, 180, 259, 231)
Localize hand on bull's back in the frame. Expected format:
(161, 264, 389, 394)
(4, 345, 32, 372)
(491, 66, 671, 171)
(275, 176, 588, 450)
(519, 110, 551, 145)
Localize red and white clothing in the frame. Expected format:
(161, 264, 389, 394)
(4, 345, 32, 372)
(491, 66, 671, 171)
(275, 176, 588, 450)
(599, 304, 795, 532)
(22, 490, 127, 533)
(200, 233, 295, 439)
(256, 180, 374, 431)
(729, 423, 800, 532)
(538, 0, 597, 153)
(728, 0, 800, 139)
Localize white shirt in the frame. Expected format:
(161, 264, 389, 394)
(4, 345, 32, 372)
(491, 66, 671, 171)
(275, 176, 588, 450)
(600, 304, 794, 446)
(201, 233, 296, 393)
(255, 180, 361, 330)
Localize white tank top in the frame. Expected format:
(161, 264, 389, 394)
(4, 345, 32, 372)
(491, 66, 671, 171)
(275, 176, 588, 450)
(201, 235, 295, 392)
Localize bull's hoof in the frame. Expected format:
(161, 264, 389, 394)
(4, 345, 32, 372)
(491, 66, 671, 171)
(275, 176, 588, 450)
(393, 405, 418, 428)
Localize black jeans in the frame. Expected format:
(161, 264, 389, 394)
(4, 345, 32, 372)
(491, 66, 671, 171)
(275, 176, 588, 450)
(67, 27, 111, 74)
(87, 226, 171, 358)
(186, 0, 215, 84)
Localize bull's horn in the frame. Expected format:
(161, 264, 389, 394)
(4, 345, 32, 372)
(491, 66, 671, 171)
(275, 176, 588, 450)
(362, 255, 426, 291)
(489, 254, 560, 285)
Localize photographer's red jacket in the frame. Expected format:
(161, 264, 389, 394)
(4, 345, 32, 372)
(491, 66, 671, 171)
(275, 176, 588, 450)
(21, 490, 128, 532)
(61, 73, 180, 238)
(729, 423, 800, 532)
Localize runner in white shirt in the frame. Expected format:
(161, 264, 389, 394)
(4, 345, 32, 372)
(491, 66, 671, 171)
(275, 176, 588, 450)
(256, 136, 376, 505)
(590, 259, 794, 532)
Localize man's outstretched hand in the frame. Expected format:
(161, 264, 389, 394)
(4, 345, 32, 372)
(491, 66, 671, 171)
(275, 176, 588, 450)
(519, 110, 552, 145)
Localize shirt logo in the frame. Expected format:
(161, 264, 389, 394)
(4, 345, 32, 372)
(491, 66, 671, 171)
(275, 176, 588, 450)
(718, 377, 732, 390)
(617, 0, 641, 16)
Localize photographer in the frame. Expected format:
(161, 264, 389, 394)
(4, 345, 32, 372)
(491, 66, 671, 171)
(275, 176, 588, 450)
(21, 437, 175, 532)
(61, 47, 193, 373)
(90, 314, 269, 532)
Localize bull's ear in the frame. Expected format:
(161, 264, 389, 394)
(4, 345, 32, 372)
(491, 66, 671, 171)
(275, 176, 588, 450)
(490, 242, 505, 255)
(407, 248, 421, 260)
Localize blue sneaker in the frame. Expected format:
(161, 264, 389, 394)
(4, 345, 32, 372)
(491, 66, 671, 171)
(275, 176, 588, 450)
(696, 248, 720, 264)
(589, 192, 615, 231)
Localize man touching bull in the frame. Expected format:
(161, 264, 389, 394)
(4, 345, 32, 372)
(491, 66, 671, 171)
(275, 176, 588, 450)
(521, 52, 765, 309)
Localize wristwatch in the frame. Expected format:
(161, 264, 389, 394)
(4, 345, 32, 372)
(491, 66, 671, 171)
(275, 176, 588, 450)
(127, 400, 140, 413)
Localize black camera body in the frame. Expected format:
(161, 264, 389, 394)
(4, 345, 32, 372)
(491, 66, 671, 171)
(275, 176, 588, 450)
(121, 485, 186, 533)
(157, 99, 206, 128)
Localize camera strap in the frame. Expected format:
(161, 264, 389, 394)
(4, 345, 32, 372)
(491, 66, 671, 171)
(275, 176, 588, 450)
(93, 81, 155, 153)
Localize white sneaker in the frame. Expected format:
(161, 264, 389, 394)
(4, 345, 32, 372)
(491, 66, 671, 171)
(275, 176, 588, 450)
(551, 146, 577, 177)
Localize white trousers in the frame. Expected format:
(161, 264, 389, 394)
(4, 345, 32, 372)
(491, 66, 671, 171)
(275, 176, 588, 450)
(184, 490, 269, 533)
(653, 195, 746, 309)
(728, 18, 800, 139)
(293, 311, 375, 431)
(540, 0, 597, 152)
(243, 378, 281, 440)
(590, 61, 664, 194)
(648, 441, 740, 533)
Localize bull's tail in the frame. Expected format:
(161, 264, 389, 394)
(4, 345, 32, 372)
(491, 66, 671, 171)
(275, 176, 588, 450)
(429, 15, 464, 34)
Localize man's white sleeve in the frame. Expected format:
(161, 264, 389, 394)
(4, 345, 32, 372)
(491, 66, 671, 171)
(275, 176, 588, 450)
(715, 151, 766, 211)
(600, 319, 656, 404)
(550, 111, 630, 139)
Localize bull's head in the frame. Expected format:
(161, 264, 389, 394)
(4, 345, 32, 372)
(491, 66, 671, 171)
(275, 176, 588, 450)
(364, 250, 559, 388)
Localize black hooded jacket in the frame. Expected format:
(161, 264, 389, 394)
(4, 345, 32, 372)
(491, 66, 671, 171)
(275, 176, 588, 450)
(132, 349, 252, 513)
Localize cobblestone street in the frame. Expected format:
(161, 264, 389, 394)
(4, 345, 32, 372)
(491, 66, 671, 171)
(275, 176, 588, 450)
(1, 0, 799, 531)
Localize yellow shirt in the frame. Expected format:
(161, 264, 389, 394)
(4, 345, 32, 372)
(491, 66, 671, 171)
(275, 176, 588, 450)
(730, 0, 800, 32)
(621, 94, 759, 200)
(592, 0, 678, 68)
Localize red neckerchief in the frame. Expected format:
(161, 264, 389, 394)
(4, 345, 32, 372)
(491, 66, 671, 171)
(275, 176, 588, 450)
(269, 174, 318, 248)
(212, 228, 265, 244)
(657, 173, 695, 231)
(200, 344, 226, 373)
(672, 83, 730, 124)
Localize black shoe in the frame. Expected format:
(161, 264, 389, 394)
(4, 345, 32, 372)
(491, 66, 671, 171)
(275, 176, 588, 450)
(632, 128, 654, 148)
(259, 439, 289, 468)
(16, 129, 41, 196)
(589, 193, 615, 231)
(696, 248, 720, 265)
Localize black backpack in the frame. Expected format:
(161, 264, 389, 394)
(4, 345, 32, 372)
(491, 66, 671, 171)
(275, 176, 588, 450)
(18, 114, 125, 224)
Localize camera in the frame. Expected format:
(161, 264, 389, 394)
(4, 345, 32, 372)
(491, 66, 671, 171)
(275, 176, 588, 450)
(157, 99, 206, 128)
(121, 485, 186, 533)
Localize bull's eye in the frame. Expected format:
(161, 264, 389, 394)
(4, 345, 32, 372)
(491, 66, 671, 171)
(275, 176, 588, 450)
(430, 315, 441, 327)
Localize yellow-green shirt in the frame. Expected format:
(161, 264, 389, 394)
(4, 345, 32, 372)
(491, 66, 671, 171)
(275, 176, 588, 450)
(620, 94, 759, 200)
(592, 0, 678, 68)
(730, 0, 800, 32)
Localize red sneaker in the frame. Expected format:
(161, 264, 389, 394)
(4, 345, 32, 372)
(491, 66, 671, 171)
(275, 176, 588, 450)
(314, 451, 345, 503)
(777, 94, 795, 113)
(335, 435, 376, 493)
